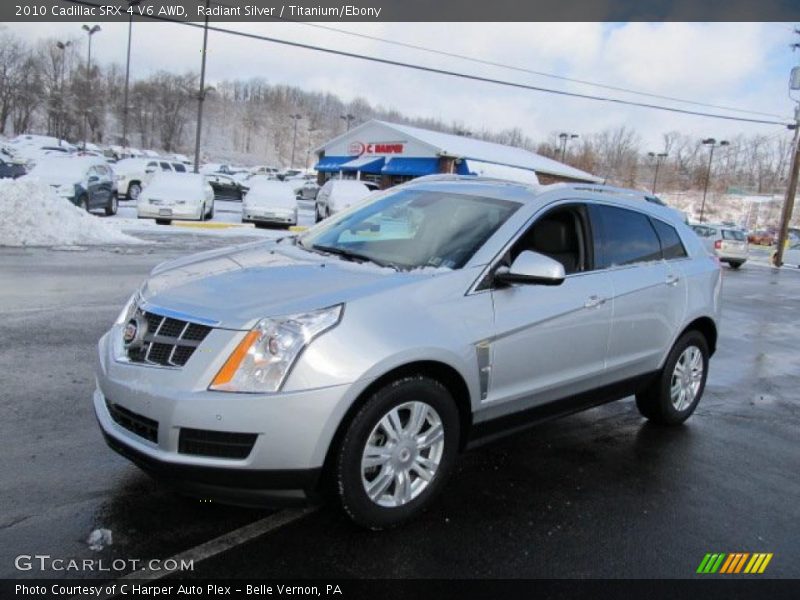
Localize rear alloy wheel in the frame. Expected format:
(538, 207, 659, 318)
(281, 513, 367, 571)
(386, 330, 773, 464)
(335, 375, 459, 529)
(636, 330, 709, 425)
(105, 195, 118, 216)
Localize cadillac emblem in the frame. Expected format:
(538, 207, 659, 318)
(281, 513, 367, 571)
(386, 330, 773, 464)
(123, 317, 146, 349)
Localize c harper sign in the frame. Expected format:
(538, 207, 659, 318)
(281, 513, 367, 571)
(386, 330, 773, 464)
(348, 141, 405, 156)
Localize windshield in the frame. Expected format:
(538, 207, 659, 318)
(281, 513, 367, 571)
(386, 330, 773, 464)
(299, 188, 520, 270)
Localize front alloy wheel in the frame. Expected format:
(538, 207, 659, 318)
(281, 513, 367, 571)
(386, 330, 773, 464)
(361, 401, 445, 508)
(335, 375, 459, 529)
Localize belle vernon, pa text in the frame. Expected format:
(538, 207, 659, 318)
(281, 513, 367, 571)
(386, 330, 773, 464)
(198, 4, 383, 17)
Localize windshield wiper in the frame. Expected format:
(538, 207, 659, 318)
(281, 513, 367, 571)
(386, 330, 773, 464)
(312, 245, 398, 270)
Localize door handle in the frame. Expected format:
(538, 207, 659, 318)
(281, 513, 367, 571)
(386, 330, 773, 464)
(584, 295, 606, 308)
(665, 274, 680, 286)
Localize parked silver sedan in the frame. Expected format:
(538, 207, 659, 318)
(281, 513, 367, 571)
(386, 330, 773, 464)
(95, 177, 721, 528)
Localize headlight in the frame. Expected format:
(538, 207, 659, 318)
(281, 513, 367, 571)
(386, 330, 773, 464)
(114, 290, 140, 326)
(210, 304, 343, 393)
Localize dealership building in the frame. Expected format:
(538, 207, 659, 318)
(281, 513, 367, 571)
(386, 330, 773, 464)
(313, 119, 601, 188)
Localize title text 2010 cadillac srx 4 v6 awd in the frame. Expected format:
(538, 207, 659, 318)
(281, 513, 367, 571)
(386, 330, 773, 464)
(95, 177, 721, 528)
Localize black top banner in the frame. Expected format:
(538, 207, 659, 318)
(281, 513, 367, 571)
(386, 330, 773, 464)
(3, 0, 800, 22)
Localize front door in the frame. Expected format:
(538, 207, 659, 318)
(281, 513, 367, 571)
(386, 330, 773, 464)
(486, 203, 613, 414)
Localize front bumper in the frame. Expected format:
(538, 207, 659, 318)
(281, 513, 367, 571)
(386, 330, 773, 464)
(94, 329, 355, 505)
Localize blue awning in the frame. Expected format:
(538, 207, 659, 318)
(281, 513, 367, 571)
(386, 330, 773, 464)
(340, 156, 385, 173)
(314, 156, 352, 172)
(382, 157, 439, 176)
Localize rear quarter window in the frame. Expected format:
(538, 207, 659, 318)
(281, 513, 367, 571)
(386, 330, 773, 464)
(651, 219, 688, 259)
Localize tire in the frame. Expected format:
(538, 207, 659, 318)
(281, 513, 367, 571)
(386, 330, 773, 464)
(635, 330, 709, 426)
(199, 204, 206, 221)
(128, 183, 141, 201)
(315, 203, 323, 223)
(105, 195, 118, 216)
(207, 204, 215, 220)
(77, 195, 89, 212)
(728, 261, 743, 269)
(335, 375, 460, 530)
(155, 218, 172, 226)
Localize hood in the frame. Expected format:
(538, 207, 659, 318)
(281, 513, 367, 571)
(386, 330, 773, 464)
(140, 240, 442, 330)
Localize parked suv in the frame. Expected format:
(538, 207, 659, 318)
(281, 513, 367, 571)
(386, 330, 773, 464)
(95, 178, 721, 528)
(115, 158, 187, 200)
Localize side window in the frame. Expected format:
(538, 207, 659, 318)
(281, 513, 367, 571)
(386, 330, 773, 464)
(591, 204, 662, 268)
(173, 163, 186, 173)
(651, 218, 687, 260)
(509, 204, 591, 275)
(160, 161, 171, 171)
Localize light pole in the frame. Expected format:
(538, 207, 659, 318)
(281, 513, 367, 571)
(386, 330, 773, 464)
(81, 24, 101, 151)
(193, 0, 210, 174)
(647, 151, 668, 194)
(289, 114, 302, 168)
(122, 1, 143, 148)
(306, 127, 317, 169)
(699, 138, 729, 223)
(340, 113, 354, 133)
(558, 132, 579, 162)
(55, 41, 71, 139)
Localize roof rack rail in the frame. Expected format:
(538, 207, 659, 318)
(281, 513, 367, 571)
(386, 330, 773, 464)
(562, 183, 666, 206)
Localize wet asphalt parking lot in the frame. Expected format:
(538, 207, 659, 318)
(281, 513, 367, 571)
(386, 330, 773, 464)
(1, 226, 798, 581)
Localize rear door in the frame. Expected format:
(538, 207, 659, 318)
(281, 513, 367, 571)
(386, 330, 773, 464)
(590, 204, 687, 381)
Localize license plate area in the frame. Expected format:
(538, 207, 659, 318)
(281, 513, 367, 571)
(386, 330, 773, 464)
(158, 208, 173, 216)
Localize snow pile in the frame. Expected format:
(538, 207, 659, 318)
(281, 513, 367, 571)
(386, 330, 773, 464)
(0, 179, 141, 247)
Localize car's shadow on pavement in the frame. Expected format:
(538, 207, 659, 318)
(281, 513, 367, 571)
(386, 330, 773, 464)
(176, 405, 712, 579)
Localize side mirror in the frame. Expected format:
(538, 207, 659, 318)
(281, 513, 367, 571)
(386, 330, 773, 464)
(494, 251, 566, 286)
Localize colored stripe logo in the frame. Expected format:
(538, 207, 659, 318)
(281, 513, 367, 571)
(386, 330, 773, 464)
(697, 553, 773, 574)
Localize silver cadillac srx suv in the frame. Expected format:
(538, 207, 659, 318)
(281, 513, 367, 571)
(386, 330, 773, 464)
(95, 176, 721, 528)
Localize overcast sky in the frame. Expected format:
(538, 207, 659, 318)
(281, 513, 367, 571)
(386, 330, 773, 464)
(9, 21, 800, 148)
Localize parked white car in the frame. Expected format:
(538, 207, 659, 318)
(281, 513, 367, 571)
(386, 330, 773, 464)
(137, 172, 214, 225)
(315, 180, 373, 221)
(242, 180, 298, 228)
(115, 158, 188, 200)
